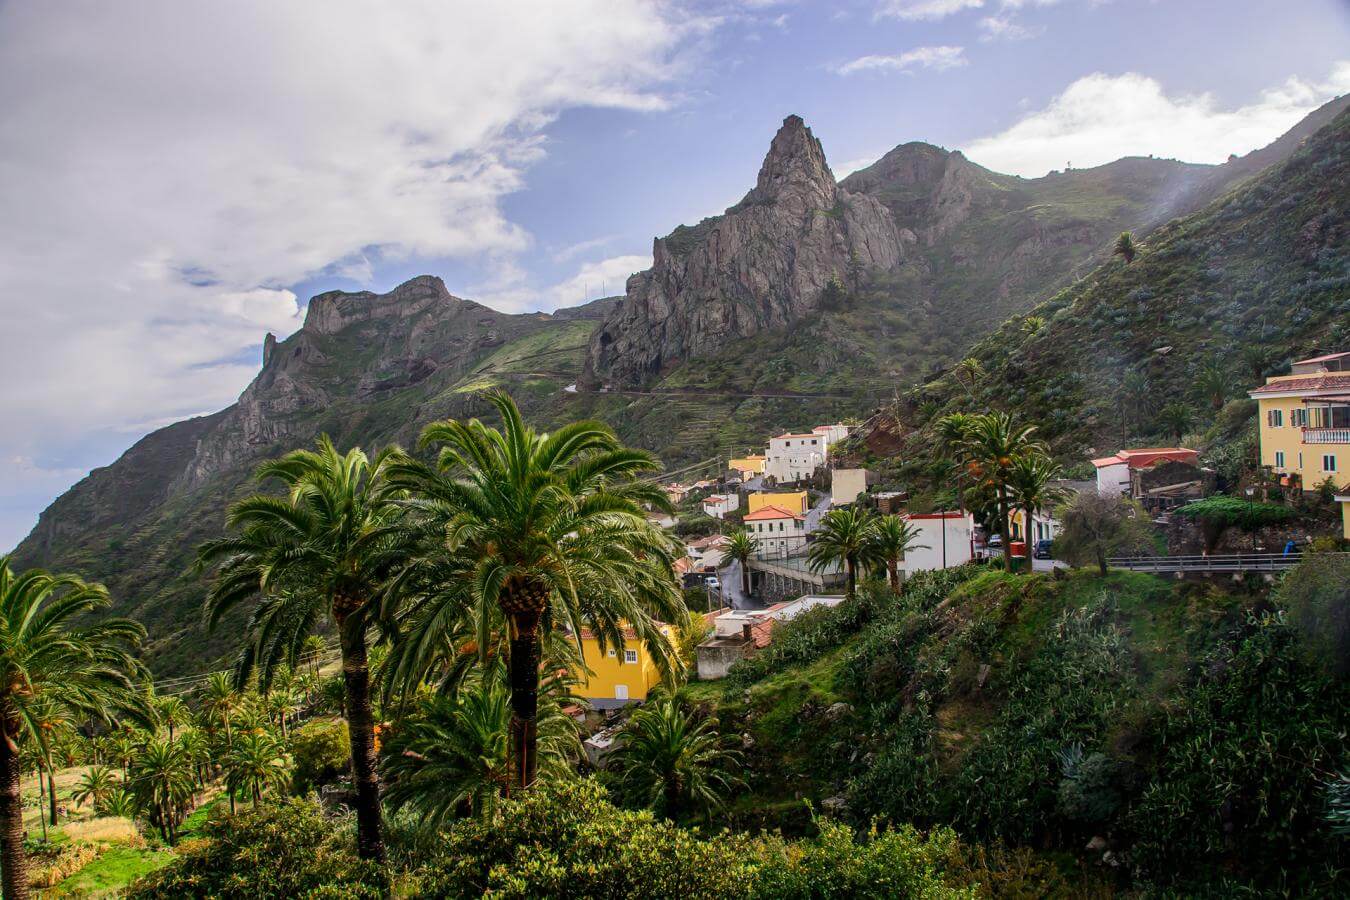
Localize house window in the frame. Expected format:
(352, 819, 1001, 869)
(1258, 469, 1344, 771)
(1266, 409, 1284, 427)
(607, 648, 615, 657)
(1324, 454, 1338, 472)
(623, 649, 638, 664)
(1275, 451, 1285, 468)
(778, 522, 785, 532)
(1291, 408, 1308, 427)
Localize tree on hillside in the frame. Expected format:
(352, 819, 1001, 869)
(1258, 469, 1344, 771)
(951, 359, 985, 402)
(1275, 553, 1350, 679)
(1007, 452, 1067, 554)
(155, 695, 190, 742)
(1114, 231, 1137, 264)
(1055, 493, 1156, 576)
(382, 675, 580, 828)
(1173, 494, 1295, 553)
(385, 392, 684, 792)
(1119, 370, 1152, 434)
(607, 691, 743, 823)
(940, 412, 1045, 572)
(72, 765, 120, 812)
(865, 515, 928, 594)
(1240, 345, 1274, 382)
(0, 556, 146, 900)
(1157, 401, 1193, 443)
(1193, 360, 1236, 411)
(197, 437, 413, 863)
(723, 530, 757, 599)
(808, 506, 875, 596)
(223, 729, 291, 808)
(130, 737, 195, 844)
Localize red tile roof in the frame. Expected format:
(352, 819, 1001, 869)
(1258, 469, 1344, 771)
(743, 504, 801, 521)
(1091, 448, 1197, 469)
(1250, 374, 1350, 394)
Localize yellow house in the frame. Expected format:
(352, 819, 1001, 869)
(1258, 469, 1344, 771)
(1336, 493, 1350, 541)
(729, 454, 766, 477)
(1249, 351, 1350, 492)
(747, 490, 809, 516)
(573, 622, 672, 709)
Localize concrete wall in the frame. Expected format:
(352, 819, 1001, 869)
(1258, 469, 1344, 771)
(903, 513, 974, 572)
(831, 468, 868, 505)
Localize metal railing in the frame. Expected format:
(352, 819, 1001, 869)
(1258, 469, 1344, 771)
(1105, 552, 1349, 574)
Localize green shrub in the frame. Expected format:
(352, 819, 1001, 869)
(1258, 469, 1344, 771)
(1275, 553, 1350, 679)
(128, 798, 381, 899)
(413, 778, 976, 898)
(291, 718, 351, 795)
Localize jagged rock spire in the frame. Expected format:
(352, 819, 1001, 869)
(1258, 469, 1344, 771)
(742, 115, 838, 212)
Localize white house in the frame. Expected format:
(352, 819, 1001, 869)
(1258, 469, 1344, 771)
(813, 423, 850, 445)
(1092, 448, 1199, 496)
(701, 493, 740, 519)
(764, 432, 826, 483)
(685, 534, 729, 570)
(742, 504, 807, 556)
(901, 511, 975, 572)
(830, 468, 869, 506)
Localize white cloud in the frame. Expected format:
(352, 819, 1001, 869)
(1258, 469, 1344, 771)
(548, 255, 652, 307)
(551, 236, 618, 264)
(0, 0, 704, 543)
(832, 46, 968, 76)
(875, 0, 984, 20)
(964, 64, 1350, 177)
(977, 15, 1042, 40)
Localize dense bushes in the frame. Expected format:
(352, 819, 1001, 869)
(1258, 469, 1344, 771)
(290, 718, 351, 795)
(129, 799, 381, 899)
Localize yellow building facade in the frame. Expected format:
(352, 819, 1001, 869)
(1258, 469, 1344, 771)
(1249, 352, 1350, 492)
(729, 454, 766, 477)
(747, 490, 809, 516)
(573, 624, 671, 708)
(1337, 494, 1350, 541)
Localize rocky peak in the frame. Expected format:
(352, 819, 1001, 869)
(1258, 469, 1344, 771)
(303, 274, 456, 336)
(839, 141, 951, 195)
(740, 115, 837, 212)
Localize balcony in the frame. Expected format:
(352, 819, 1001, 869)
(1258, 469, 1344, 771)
(1302, 427, 1350, 444)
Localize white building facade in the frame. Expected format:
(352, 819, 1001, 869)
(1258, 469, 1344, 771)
(901, 511, 975, 572)
(701, 493, 740, 519)
(763, 424, 849, 484)
(743, 505, 807, 556)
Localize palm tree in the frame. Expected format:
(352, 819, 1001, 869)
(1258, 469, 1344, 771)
(951, 358, 985, 401)
(1114, 231, 1136, 263)
(387, 392, 684, 792)
(1006, 452, 1067, 563)
(1119, 369, 1151, 435)
(223, 729, 291, 807)
(1158, 401, 1193, 443)
(1194, 360, 1234, 411)
(723, 530, 757, 600)
(72, 764, 119, 811)
(382, 675, 580, 828)
(807, 506, 875, 597)
(0, 556, 146, 900)
(865, 515, 928, 594)
(1240, 345, 1273, 382)
(110, 731, 137, 782)
(940, 412, 1044, 572)
(265, 687, 300, 739)
(130, 737, 195, 844)
(607, 692, 743, 823)
(199, 672, 238, 745)
(197, 437, 413, 862)
(96, 787, 137, 819)
(156, 695, 190, 742)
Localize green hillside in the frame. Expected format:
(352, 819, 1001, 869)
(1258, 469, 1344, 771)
(691, 559, 1350, 893)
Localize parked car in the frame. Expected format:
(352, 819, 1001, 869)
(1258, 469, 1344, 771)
(1033, 539, 1054, 560)
(986, 534, 1003, 549)
(705, 576, 720, 592)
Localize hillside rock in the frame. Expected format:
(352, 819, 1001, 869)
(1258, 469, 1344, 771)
(582, 115, 903, 388)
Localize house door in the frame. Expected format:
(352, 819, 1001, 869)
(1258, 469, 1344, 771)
(614, 684, 629, 701)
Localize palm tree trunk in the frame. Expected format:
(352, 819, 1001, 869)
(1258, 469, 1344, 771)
(887, 560, 899, 595)
(0, 718, 29, 900)
(337, 615, 385, 863)
(507, 607, 543, 791)
(46, 766, 57, 826)
(846, 558, 857, 597)
(739, 559, 750, 598)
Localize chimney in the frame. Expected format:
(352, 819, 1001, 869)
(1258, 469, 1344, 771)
(742, 622, 753, 644)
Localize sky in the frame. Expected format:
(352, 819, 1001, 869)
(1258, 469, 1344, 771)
(2, 0, 1349, 552)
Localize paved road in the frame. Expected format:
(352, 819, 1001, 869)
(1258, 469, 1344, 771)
(713, 559, 767, 611)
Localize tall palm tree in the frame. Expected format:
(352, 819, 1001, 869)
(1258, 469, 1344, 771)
(223, 729, 291, 807)
(807, 506, 875, 597)
(1120, 370, 1151, 435)
(156, 695, 190, 742)
(386, 392, 684, 791)
(1006, 452, 1067, 564)
(1158, 401, 1193, 443)
(951, 358, 985, 402)
(1193, 360, 1235, 411)
(607, 692, 743, 823)
(130, 737, 195, 844)
(940, 412, 1044, 572)
(0, 556, 145, 900)
(723, 530, 757, 600)
(197, 437, 412, 862)
(382, 674, 580, 828)
(199, 671, 239, 745)
(72, 765, 119, 811)
(265, 687, 300, 739)
(865, 515, 928, 594)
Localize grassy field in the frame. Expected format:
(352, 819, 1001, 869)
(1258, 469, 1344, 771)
(21, 764, 224, 898)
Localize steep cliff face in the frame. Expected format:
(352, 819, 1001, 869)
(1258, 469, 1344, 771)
(583, 115, 903, 388)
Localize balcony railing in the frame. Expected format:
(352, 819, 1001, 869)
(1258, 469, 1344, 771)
(1302, 427, 1350, 444)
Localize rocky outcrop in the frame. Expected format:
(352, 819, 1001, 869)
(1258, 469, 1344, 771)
(582, 115, 902, 388)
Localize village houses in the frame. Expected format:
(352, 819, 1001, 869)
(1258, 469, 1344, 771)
(763, 424, 850, 483)
(1249, 350, 1350, 492)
